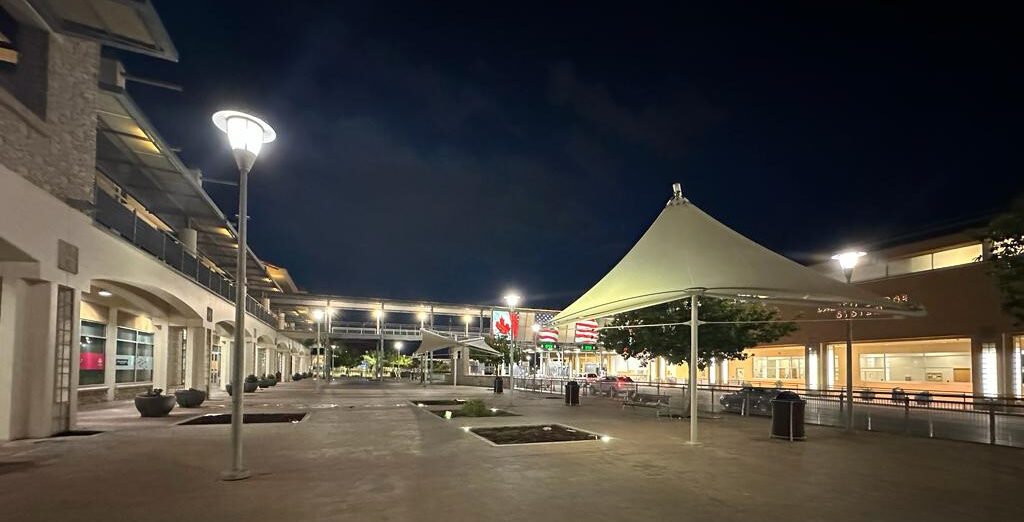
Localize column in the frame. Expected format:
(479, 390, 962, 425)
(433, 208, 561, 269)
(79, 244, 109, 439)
(185, 326, 211, 392)
(151, 320, 169, 391)
(0, 279, 58, 440)
(104, 308, 119, 401)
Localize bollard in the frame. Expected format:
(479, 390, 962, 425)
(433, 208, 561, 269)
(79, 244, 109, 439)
(989, 406, 996, 445)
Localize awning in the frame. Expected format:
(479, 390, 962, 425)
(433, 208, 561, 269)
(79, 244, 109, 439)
(414, 330, 500, 356)
(94, 86, 281, 295)
(28, 0, 178, 60)
(554, 185, 924, 325)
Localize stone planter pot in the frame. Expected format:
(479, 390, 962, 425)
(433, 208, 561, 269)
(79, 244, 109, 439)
(258, 378, 274, 389)
(134, 393, 176, 417)
(174, 388, 206, 408)
(244, 381, 259, 393)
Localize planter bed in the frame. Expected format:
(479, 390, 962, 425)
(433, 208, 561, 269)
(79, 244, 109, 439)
(178, 413, 308, 425)
(470, 424, 602, 445)
(429, 408, 518, 418)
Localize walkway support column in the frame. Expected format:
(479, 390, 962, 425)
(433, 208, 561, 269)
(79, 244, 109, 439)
(689, 292, 700, 444)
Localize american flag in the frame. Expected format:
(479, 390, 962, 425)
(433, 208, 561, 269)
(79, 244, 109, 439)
(534, 312, 559, 343)
(574, 319, 599, 344)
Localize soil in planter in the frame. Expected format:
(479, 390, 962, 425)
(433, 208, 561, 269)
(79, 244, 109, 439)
(411, 399, 466, 406)
(178, 413, 307, 425)
(470, 424, 601, 445)
(429, 409, 518, 418)
(51, 430, 103, 437)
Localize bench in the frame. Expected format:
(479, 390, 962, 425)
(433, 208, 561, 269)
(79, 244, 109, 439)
(622, 392, 672, 417)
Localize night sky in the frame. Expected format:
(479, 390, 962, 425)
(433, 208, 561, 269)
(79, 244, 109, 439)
(123, 1, 1021, 309)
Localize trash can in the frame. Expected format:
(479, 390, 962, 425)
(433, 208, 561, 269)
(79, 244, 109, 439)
(565, 381, 580, 406)
(770, 391, 806, 441)
(493, 376, 504, 394)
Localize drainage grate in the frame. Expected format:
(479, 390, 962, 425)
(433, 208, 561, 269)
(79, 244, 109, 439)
(178, 413, 307, 425)
(470, 424, 603, 445)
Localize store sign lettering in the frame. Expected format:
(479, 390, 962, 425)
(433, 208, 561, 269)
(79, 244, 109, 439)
(817, 293, 911, 319)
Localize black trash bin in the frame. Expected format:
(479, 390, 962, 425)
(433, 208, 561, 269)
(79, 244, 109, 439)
(493, 376, 504, 394)
(565, 381, 580, 406)
(770, 391, 806, 441)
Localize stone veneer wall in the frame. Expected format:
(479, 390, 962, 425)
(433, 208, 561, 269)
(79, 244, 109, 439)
(0, 28, 100, 207)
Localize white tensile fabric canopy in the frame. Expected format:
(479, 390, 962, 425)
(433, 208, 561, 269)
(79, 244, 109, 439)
(553, 186, 923, 326)
(551, 184, 925, 444)
(414, 329, 500, 356)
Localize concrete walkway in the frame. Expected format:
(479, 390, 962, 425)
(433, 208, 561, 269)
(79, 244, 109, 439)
(1, 377, 1020, 521)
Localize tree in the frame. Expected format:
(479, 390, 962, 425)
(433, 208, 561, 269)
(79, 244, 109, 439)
(986, 195, 1024, 325)
(598, 297, 798, 369)
(481, 335, 515, 371)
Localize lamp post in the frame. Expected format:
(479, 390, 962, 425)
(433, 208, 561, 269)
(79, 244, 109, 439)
(503, 293, 521, 403)
(312, 309, 325, 381)
(374, 308, 384, 381)
(212, 110, 275, 482)
(462, 314, 471, 337)
(832, 250, 866, 432)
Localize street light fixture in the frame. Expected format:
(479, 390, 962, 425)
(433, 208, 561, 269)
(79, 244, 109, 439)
(462, 314, 472, 336)
(212, 110, 275, 482)
(503, 293, 521, 403)
(832, 250, 865, 432)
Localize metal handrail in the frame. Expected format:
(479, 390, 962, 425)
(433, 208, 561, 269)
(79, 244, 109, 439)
(93, 189, 277, 327)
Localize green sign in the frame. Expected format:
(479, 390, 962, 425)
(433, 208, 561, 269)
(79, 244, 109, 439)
(580, 344, 597, 352)
(540, 342, 557, 351)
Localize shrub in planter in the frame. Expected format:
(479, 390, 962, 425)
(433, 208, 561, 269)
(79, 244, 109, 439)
(275, 371, 282, 382)
(258, 375, 275, 388)
(174, 388, 207, 408)
(134, 388, 176, 417)
(460, 399, 489, 417)
(292, 373, 303, 381)
(244, 375, 260, 393)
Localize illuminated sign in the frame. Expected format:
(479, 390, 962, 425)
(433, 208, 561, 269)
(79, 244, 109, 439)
(539, 342, 557, 351)
(492, 310, 519, 338)
(580, 344, 597, 352)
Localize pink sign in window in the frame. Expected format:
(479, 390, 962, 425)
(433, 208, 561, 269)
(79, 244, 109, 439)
(80, 352, 105, 371)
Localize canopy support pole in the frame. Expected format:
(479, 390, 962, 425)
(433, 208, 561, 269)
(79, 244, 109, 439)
(689, 292, 700, 444)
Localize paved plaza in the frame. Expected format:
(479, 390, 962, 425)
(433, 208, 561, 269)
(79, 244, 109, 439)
(1, 378, 1021, 521)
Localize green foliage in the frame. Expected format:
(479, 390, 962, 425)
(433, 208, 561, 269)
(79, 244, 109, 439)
(481, 335, 515, 366)
(987, 196, 1024, 324)
(598, 297, 797, 369)
(244, 375, 258, 383)
(460, 399, 489, 417)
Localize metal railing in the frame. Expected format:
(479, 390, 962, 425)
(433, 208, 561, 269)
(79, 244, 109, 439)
(512, 376, 1024, 448)
(328, 321, 485, 339)
(93, 189, 277, 327)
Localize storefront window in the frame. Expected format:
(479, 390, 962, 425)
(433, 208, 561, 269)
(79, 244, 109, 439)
(79, 321, 106, 385)
(753, 356, 804, 380)
(1014, 336, 1022, 399)
(981, 343, 998, 397)
(858, 351, 972, 384)
(115, 327, 154, 383)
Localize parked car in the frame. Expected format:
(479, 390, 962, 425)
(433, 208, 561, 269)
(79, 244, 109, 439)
(578, 373, 599, 385)
(719, 386, 780, 416)
(591, 376, 634, 397)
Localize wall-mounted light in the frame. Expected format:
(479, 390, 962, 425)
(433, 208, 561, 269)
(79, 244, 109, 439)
(97, 290, 113, 297)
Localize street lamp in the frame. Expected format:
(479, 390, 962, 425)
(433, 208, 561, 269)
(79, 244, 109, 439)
(312, 309, 325, 381)
(462, 314, 472, 336)
(212, 110, 275, 482)
(374, 308, 384, 381)
(503, 293, 521, 403)
(832, 250, 865, 432)
(395, 341, 404, 351)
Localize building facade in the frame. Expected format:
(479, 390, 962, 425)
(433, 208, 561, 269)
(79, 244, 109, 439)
(0, 0, 309, 441)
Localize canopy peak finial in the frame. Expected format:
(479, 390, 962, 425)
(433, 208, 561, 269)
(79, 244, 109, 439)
(668, 182, 688, 206)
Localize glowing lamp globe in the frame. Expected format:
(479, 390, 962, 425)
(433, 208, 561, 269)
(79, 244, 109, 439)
(212, 110, 276, 174)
